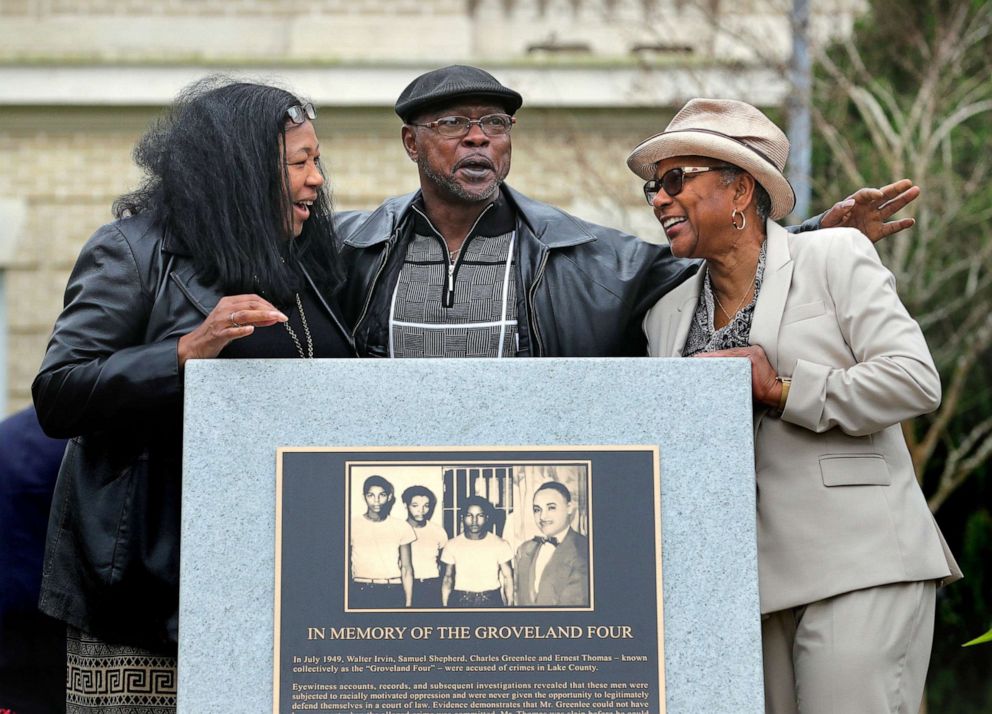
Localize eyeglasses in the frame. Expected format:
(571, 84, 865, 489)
(642, 165, 731, 204)
(409, 114, 515, 138)
(286, 103, 316, 124)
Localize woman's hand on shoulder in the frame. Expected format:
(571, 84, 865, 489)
(177, 294, 287, 367)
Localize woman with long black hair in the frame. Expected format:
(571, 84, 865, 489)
(32, 77, 354, 713)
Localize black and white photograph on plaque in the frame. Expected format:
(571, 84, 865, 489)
(345, 462, 592, 612)
(274, 446, 665, 714)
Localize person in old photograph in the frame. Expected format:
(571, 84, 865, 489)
(401, 485, 448, 608)
(631, 98, 962, 714)
(349, 475, 415, 609)
(515, 481, 590, 607)
(440, 496, 513, 608)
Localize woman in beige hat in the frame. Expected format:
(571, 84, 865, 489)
(629, 98, 961, 714)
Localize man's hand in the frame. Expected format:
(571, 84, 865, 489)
(821, 178, 921, 243)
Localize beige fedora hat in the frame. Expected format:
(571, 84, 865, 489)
(626, 98, 796, 220)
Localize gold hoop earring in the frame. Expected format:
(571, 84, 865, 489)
(731, 208, 746, 231)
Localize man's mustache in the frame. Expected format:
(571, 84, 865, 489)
(453, 155, 495, 171)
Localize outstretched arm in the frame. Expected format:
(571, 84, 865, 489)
(818, 179, 920, 243)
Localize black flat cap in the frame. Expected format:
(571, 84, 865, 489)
(394, 65, 523, 122)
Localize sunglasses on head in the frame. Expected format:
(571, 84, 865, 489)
(642, 165, 731, 204)
(286, 102, 316, 125)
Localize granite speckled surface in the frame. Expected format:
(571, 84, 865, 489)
(180, 357, 762, 713)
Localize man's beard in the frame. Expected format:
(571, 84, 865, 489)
(419, 156, 505, 203)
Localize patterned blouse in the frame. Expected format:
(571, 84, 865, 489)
(683, 240, 767, 357)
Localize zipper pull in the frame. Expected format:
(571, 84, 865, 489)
(445, 262, 455, 308)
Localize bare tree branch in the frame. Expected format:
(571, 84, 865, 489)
(929, 416, 992, 512)
(915, 312, 992, 481)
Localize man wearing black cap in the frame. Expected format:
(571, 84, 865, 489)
(336, 64, 918, 358)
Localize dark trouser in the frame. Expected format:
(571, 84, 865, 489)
(411, 577, 443, 608)
(0, 611, 65, 714)
(349, 581, 404, 609)
(449, 588, 504, 608)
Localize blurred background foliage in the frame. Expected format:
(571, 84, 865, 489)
(813, 0, 992, 710)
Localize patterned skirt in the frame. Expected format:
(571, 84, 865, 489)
(66, 626, 177, 714)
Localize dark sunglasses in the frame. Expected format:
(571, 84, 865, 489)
(286, 102, 316, 124)
(643, 165, 731, 204)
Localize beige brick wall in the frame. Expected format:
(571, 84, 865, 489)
(0, 0, 465, 16)
(0, 109, 138, 411)
(0, 104, 669, 413)
(0, 0, 866, 64)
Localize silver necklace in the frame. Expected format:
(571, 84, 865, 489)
(283, 293, 314, 358)
(713, 262, 759, 322)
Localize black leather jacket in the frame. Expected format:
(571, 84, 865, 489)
(32, 214, 353, 651)
(338, 185, 699, 357)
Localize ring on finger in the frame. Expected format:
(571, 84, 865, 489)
(229, 311, 242, 328)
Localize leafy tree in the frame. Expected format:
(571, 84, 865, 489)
(566, 1, 991, 707)
(813, 1, 992, 710)
(814, 0, 992, 510)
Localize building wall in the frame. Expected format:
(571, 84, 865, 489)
(0, 0, 865, 64)
(0, 104, 672, 412)
(0, 0, 867, 412)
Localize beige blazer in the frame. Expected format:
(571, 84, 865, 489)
(644, 221, 961, 614)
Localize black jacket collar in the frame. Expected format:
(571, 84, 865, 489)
(342, 184, 598, 250)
